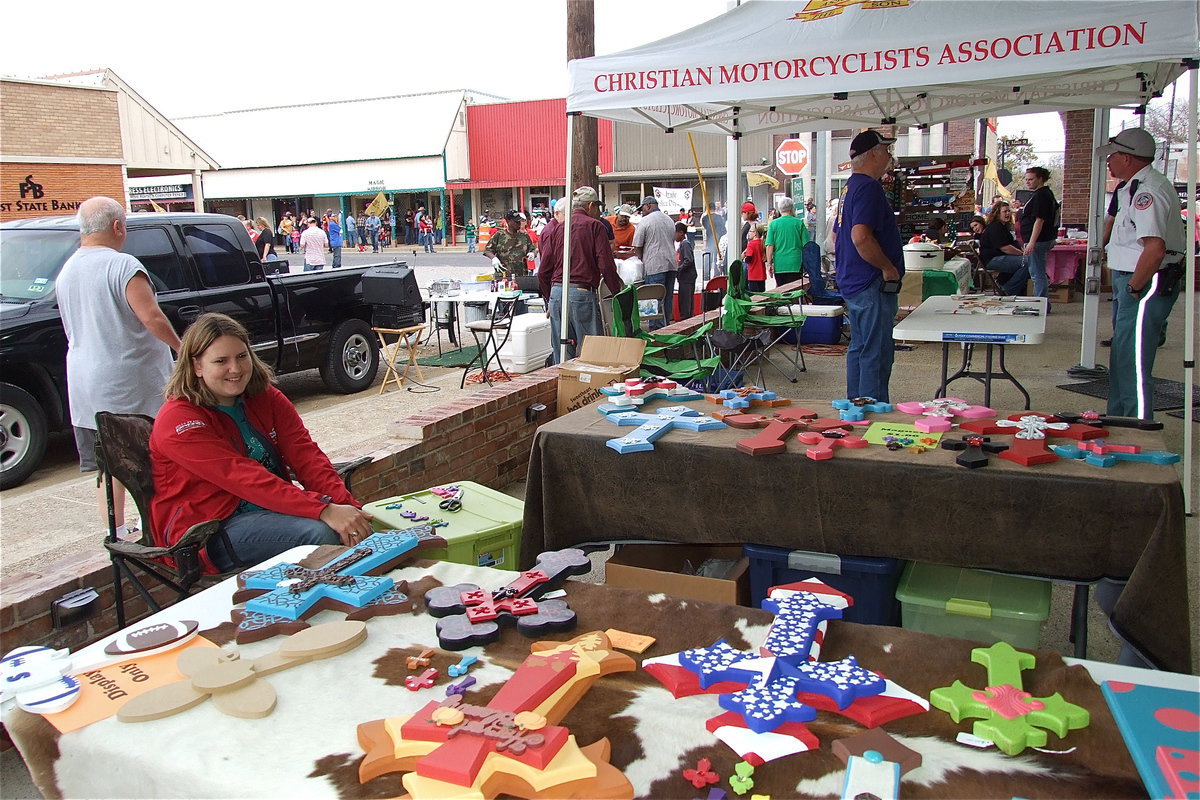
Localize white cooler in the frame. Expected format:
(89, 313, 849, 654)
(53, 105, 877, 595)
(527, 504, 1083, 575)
(902, 242, 945, 271)
(482, 312, 552, 373)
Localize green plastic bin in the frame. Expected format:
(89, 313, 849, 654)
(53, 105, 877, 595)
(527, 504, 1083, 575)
(895, 562, 1051, 649)
(363, 480, 523, 569)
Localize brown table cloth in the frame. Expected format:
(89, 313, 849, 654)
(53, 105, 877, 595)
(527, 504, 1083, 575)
(4, 554, 1148, 799)
(522, 400, 1191, 673)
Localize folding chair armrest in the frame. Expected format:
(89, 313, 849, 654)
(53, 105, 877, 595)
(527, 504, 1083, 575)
(332, 455, 372, 490)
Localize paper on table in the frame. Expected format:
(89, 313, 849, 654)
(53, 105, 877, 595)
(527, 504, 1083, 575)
(43, 637, 217, 733)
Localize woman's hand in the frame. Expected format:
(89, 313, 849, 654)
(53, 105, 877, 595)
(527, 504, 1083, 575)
(1023, 242, 1035, 256)
(320, 503, 375, 546)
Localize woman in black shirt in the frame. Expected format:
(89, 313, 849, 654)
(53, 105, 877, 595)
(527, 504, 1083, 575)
(1018, 167, 1058, 299)
(979, 201, 1029, 296)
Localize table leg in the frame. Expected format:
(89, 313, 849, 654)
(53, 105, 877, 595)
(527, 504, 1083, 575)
(983, 344, 994, 408)
(939, 343, 975, 398)
(376, 330, 402, 395)
(1071, 584, 1089, 658)
(935, 342, 952, 398)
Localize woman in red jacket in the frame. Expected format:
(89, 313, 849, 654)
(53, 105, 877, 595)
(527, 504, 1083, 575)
(150, 313, 374, 572)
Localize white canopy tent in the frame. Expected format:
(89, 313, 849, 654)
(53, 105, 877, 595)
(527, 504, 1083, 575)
(561, 0, 1199, 507)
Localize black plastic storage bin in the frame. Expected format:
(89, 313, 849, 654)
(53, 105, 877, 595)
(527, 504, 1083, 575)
(744, 544, 904, 625)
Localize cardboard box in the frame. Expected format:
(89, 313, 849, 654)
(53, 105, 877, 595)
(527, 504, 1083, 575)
(605, 544, 749, 606)
(1048, 284, 1075, 304)
(556, 336, 646, 416)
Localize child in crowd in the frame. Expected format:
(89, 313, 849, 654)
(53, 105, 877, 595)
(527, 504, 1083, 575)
(743, 222, 768, 292)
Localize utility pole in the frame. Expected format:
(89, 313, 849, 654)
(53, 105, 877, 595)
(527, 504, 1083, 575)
(567, 0, 598, 196)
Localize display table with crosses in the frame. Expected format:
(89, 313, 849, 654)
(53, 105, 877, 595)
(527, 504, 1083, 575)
(3, 545, 1185, 800)
(522, 398, 1189, 674)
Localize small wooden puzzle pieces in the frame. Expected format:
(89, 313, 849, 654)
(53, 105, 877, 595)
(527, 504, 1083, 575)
(729, 761, 755, 795)
(602, 406, 726, 454)
(0, 646, 81, 714)
(598, 377, 702, 413)
(894, 397, 995, 432)
(447, 655, 478, 676)
(230, 526, 445, 643)
(117, 620, 367, 722)
(796, 430, 869, 460)
(405, 668, 438, 691)
(1051, 439, 1181, 467)
(357, 631, 637, 799)
(940, 434, 1009, 468)
(929, 641, 1090, 755)
(406, 648, 434, 670)
(683, 757, 719, 789)
(831, 397, 893, 421)
(425, 549, 591, 650)
(445, 675, 476, 696)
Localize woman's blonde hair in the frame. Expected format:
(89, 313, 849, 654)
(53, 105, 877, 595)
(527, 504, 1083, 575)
(164, 313, 274, 404)
(254, 216, 270, 230)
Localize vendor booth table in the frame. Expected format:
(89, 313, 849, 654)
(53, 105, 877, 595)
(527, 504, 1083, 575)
(1047, 241, 1089, 286)
(3, 546, 1185, 800)
(892, 295, 1048, 408)
(521, 400, 1189, 674)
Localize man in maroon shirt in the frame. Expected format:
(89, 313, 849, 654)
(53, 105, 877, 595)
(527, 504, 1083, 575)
(538, 186, 624, 363)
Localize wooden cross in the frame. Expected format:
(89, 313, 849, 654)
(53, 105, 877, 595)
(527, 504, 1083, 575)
(930, 641, 1090, 755)
(231, 526, 445, 643)
(716, 407, 820, 456)
(796, 430, 870, 460)
(597, 376, 702, 414)
(424, 549, 592, 650)
(1053, 410, 1163, 431)
(602, 405, 726, 453)
(705, 386, 793, 411)
(960, 413, 1105, 466)
(940, 434, 1009, 469)
(1052, 439, 1180, 468)
(831, 396, 893, 421)
(894, 397, 995, 432)
(357, 631, 637, 799)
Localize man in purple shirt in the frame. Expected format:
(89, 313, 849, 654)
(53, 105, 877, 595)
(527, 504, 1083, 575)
(538, 187, 624, 363)
(833, 130, 904, 402)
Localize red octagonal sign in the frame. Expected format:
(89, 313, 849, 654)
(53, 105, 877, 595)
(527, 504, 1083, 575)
(775, 139, 808, 176)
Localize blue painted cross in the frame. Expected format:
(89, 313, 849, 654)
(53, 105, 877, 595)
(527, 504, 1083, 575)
(601, 405, 726, 453)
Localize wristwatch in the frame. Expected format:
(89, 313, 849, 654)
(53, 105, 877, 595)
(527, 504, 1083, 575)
(1126, 282, 1143, 297)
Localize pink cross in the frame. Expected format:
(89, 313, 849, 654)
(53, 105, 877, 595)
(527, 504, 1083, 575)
(796, 431, 870, 461)
(894, 397, 995, 432)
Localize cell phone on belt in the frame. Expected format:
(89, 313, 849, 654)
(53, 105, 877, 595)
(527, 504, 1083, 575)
(881, 278, 902, 294)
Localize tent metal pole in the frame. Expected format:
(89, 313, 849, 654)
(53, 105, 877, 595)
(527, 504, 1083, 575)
(727, 134, 743, 262)
(814, 131, 829, 253)
(1079, 109, 1109, 371)
(562, 113, 575, 365)
(1183, 65, 1197, 515)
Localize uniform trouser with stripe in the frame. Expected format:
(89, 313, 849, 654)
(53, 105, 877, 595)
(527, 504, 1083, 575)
(1107, 270, 1179, 419)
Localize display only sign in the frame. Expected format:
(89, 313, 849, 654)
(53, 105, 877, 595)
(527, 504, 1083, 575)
(775, 139, 808, 176)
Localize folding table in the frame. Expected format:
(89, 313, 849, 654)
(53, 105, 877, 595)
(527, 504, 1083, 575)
(373, 324, 426, 393)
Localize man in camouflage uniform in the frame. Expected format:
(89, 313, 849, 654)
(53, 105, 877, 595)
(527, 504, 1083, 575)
(483, 209, 536, 279)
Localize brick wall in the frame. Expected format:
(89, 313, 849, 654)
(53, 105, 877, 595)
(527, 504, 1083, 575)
(0, 162, 126, 221)
(1061, 110, 1095, 227)
(0, 304, 719, 656)
(0, 80, 122, 159)
(945, 119, 977, 156)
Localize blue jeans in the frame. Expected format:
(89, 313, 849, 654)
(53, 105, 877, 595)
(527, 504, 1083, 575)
(643, 270, 676, 330)
(466, 236, 477, 253)
(421, 231, 436, 252)
(345, 227, 357, 248)
(1025, 239, 1054, 298)
(844, 276, 899, 402)
(1107, 269, 1180, 419)
(985, 254, 1030, 295)
(368, 229, 379, 252)
(548, 284, 603, 364)
(303, 263, 323, 271)
(331, 246, 342, 269)
(209, 509, 340, 571)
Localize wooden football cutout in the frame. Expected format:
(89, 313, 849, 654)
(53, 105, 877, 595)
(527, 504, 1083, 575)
(211, 680, 277, 719)
(190, 660, 256, 694)
(118, 681, 209, 723)
(104, 620, 199, 657)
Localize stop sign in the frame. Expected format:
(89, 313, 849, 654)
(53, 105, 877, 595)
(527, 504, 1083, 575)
(775, 139, 808, 176)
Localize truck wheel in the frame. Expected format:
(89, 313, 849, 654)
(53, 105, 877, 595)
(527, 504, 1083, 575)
(0, 383, 48, 490)
(321, 319, 379, 393)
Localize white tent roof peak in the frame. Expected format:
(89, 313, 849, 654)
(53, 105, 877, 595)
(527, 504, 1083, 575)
(568, 0, 1200, 135)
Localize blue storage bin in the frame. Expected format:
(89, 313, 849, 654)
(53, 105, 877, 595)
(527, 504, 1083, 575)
(744, 544, 904, 625)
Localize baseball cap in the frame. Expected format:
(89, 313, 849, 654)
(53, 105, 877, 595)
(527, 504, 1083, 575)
(1096, 128, 1156, 159)
(640, 196, 658, 207)
(306, 217, 317, 223)
(741, 201, 756, 214)
(616, 205, 634, 217)
(849, 129, 897, 158)
(573, 186, 600, 203)
(503, 209, 522, 221)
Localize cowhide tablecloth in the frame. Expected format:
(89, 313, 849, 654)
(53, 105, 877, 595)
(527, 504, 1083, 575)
(6, 552, 1145, 799)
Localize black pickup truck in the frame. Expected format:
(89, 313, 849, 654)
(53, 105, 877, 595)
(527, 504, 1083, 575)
(0, 212, 397, 489)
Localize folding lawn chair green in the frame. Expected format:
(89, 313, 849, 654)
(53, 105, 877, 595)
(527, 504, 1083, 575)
(610, 285, 721, 385)
(720, 259, 808, 385)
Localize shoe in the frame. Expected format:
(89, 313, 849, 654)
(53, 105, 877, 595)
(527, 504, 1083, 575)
(1101, 338, 1112, 347)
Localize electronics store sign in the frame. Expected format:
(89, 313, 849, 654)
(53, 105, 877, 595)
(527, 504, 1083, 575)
(129, 184, 191, 200)
(0, 174, 84, 214)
